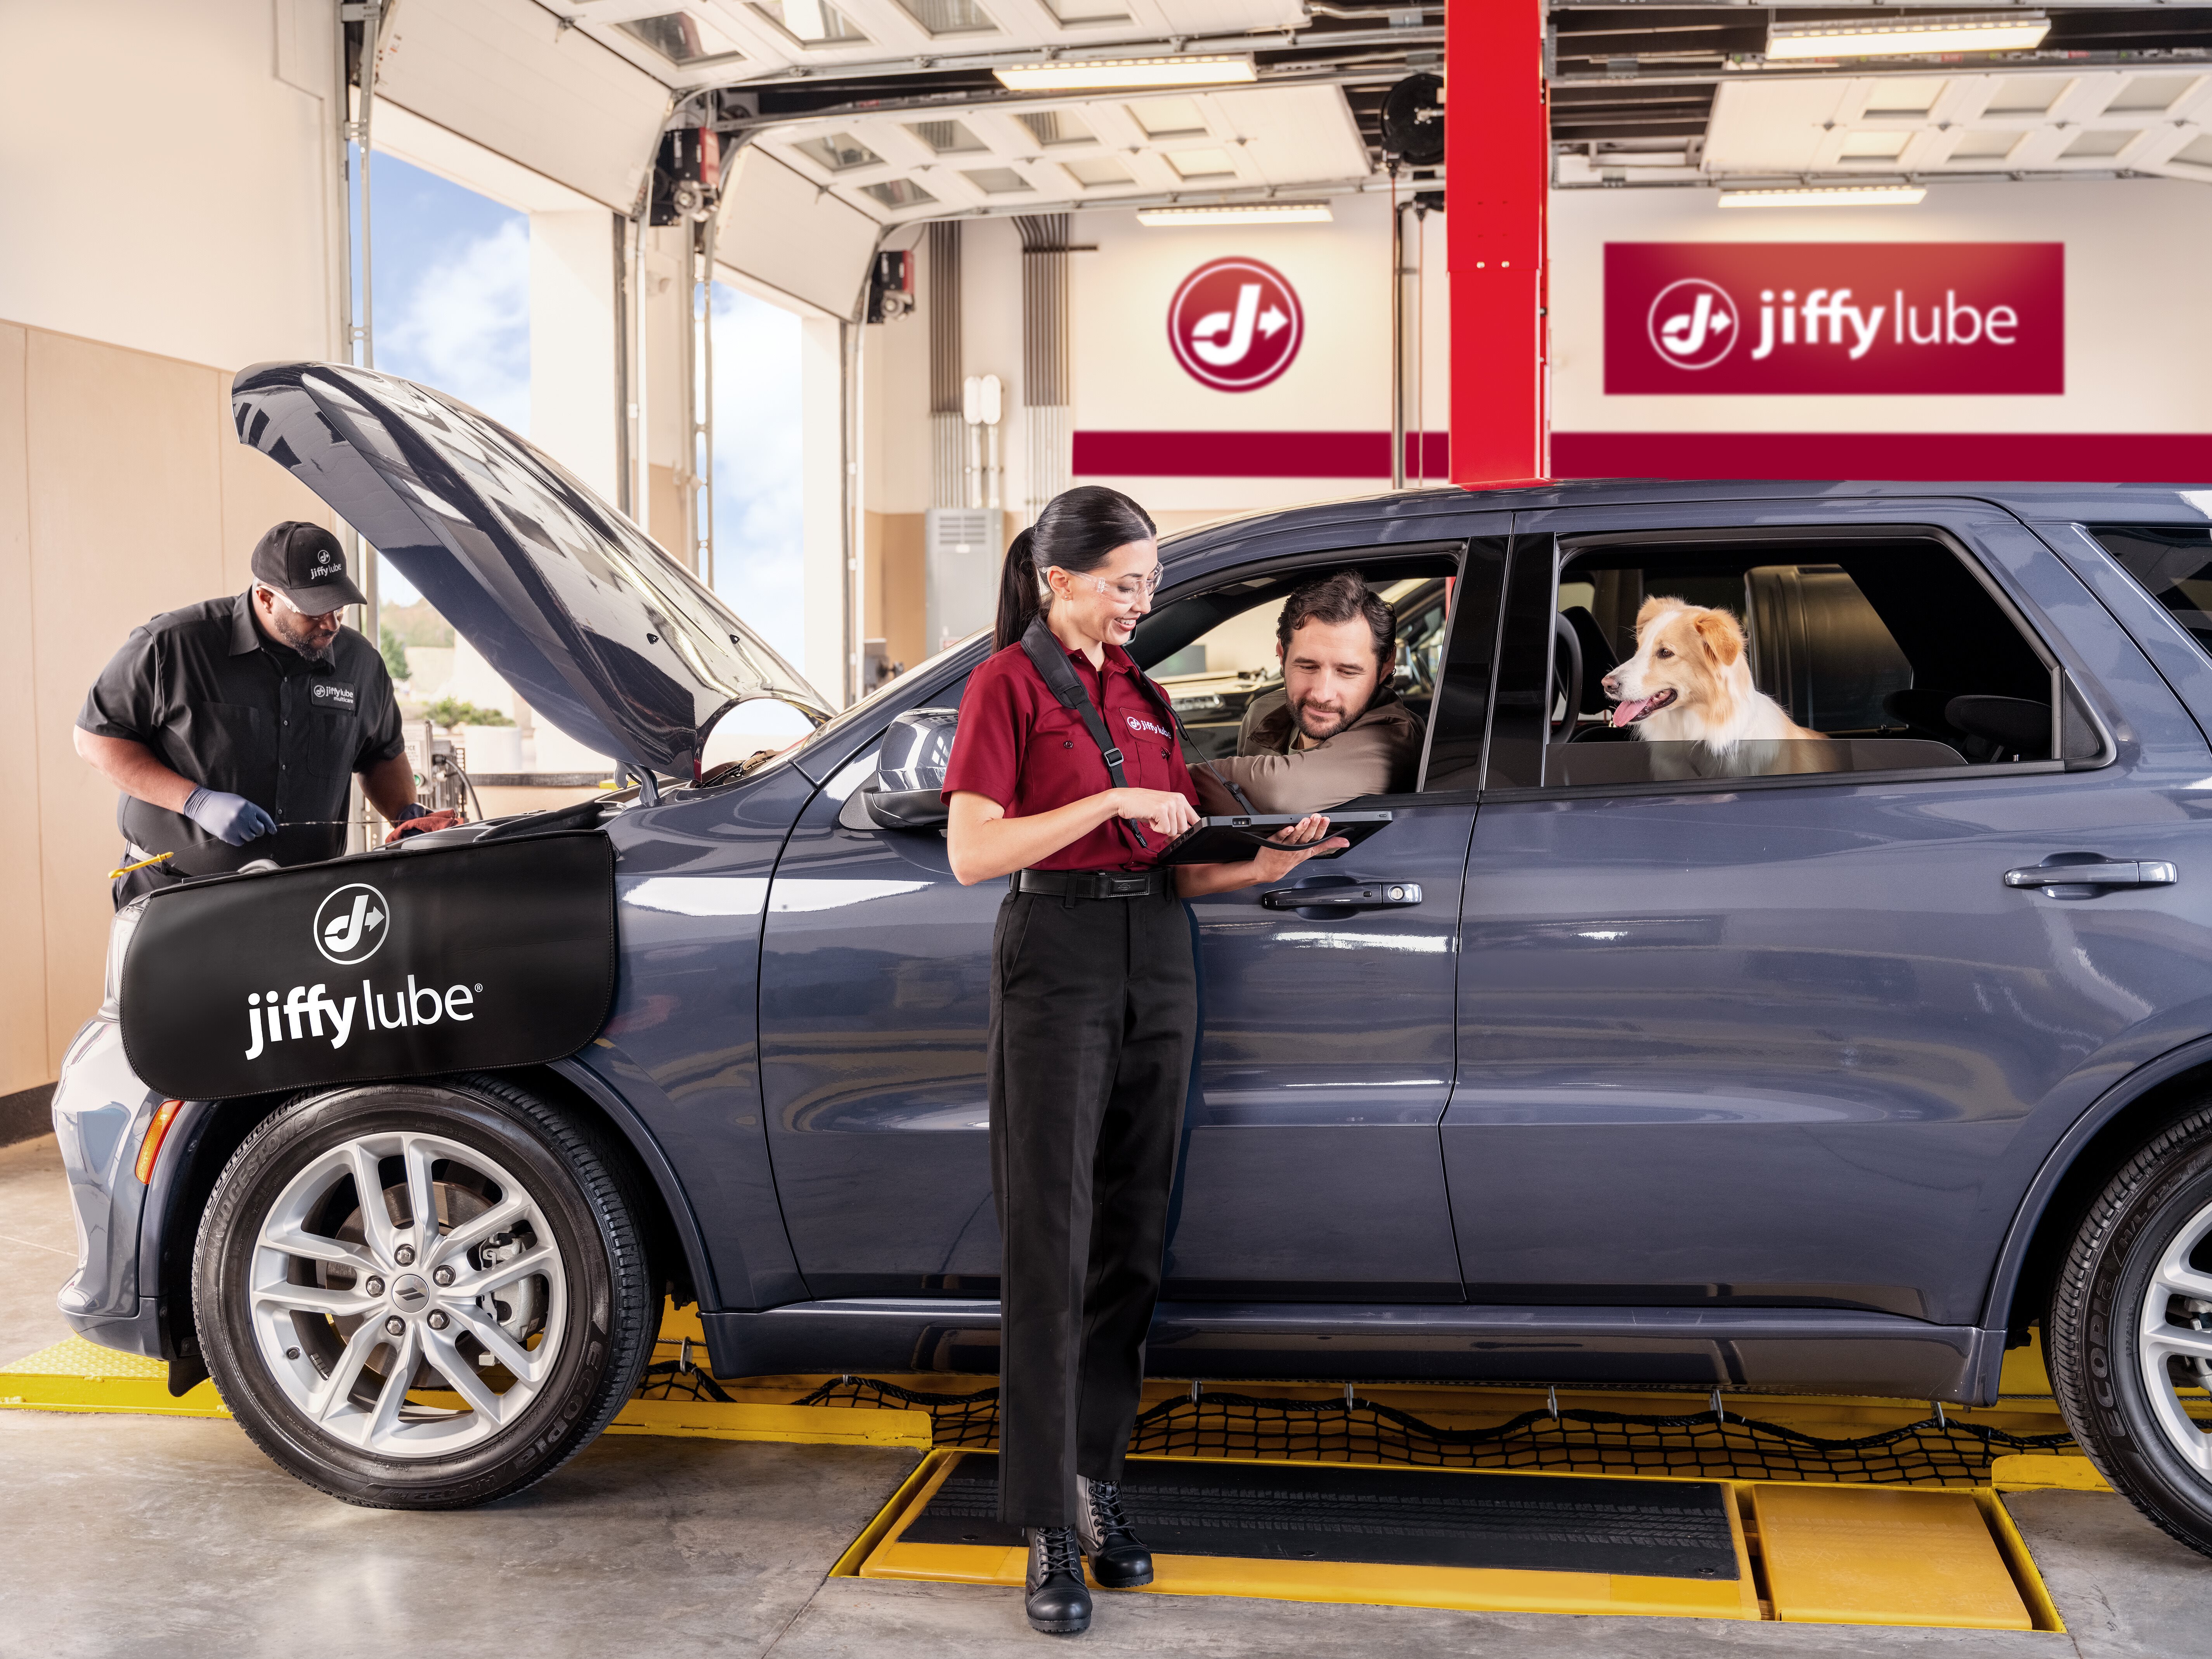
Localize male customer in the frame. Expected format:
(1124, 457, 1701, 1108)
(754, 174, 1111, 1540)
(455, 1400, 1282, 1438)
(76, 522, 453, 907)
(1198, 570, 1424, 814)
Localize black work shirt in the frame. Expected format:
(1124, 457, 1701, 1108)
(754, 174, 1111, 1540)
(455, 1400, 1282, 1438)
(77, 589, 406, 875)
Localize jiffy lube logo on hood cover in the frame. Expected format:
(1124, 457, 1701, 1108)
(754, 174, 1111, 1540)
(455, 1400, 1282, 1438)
(118, 832, 617, 1103)
(1605, 243, 2063, 394)
(1169, 258, 1303, 392)
(244, 878, 478, 1061)
(315, 882, 388, 964)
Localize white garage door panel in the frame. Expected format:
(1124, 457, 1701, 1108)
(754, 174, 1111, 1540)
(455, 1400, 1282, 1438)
(1703, 80, 1854, 174)
(717, 148, 880, 320)
(1205, 86, 1371, 184)
(1154, 0, 1308, 33)
(376, 0, 670, 212)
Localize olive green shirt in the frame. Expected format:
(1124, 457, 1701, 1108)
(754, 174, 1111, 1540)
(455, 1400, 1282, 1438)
(1195, 685, 1423, 814)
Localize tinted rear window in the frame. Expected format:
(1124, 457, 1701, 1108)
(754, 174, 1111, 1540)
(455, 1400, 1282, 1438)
(2092, 525, 2212, 659)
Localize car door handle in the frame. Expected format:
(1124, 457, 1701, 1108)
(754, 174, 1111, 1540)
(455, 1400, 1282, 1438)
(1260, 881, 1423, 912)
(2004, 860, 2177, 891)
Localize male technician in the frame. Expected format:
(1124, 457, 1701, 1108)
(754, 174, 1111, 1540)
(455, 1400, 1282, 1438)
(76, 522, 452, 907)
(1198, 570, 1425, 815)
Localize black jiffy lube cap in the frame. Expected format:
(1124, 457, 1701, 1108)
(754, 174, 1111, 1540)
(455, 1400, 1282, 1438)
(250, 522, 365, 614)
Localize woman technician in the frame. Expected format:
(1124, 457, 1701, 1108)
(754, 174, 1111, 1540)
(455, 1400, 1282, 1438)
(944, 485, 1341, 1638)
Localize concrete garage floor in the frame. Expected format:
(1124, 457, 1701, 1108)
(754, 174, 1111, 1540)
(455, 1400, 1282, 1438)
(2, 1135, 2208, 1658)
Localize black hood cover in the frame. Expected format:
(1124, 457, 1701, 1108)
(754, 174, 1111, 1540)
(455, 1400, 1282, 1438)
(231, 362, 829, 781)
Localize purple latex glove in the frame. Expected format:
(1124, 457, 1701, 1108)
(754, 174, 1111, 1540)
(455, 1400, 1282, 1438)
(183, 787, 277, 846)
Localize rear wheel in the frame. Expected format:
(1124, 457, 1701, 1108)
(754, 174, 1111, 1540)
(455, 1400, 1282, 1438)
(193, 1075, 654, 1508)
(2049, 1103, 2212, 1557)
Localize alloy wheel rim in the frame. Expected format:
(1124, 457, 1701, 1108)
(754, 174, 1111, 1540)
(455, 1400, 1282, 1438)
(2136, 1192, 2212, 1473)
(247, 1129, 568, 1459)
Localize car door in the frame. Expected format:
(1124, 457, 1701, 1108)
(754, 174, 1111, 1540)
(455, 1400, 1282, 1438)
(1159, 539, 1496, 1302)
(756, 527, 1508, 1306)
(1442, 500, 2212, 1331)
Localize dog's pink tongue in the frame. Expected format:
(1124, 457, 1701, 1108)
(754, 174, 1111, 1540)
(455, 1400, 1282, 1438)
(1610, 696, 1656, 729)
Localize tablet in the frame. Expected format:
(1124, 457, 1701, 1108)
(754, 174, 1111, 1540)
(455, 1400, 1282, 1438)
(1157, 811, 1394, 866)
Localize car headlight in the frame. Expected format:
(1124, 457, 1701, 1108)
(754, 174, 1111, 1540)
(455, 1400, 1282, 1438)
(99, 896, 150, 1021)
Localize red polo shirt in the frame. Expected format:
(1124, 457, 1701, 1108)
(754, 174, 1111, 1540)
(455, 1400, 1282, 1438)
(943, 638, 1198, 871)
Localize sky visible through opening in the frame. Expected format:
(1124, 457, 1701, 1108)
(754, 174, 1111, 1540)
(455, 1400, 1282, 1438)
(361, 153, 806, 664)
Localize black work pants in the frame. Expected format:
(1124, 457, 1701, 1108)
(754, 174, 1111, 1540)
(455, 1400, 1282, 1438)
(988, 882, 1197, 1527)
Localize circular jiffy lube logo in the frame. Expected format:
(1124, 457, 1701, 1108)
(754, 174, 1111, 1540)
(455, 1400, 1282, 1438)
(1647, 277, 1739, 370)
(1168, 258, 1303, 392)
(314, 882, 390, 966)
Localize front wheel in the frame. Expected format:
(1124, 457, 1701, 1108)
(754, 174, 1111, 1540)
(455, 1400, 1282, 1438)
(193, 1075, 655, 1508)
(2049, 1103, 2212, 1557)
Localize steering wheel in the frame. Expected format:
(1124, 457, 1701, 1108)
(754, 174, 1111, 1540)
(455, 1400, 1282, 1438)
(1550, 612, 1583, 742)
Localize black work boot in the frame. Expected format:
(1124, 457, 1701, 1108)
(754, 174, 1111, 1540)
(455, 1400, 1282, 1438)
(1077, 1476, 1155, 1589)
(1024, 1526, 1092, 1635)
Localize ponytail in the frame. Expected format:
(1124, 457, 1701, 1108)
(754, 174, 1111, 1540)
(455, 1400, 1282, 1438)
(990, 486, 1158, 653)
(994, 527, 1043, 652)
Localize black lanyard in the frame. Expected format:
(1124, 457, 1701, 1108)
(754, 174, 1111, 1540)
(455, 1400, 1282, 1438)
(1022, 614, 1201, 849)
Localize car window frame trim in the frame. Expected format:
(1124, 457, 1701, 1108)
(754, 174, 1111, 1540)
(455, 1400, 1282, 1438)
(1485, 519, 2106, 802)
(1147, 537, 1478, 803)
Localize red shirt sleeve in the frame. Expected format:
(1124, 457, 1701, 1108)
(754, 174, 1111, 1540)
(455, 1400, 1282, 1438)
(941, 653, 1026, 806)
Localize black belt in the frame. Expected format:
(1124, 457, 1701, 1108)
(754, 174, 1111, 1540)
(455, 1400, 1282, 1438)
(1016, 867, 1173, 900)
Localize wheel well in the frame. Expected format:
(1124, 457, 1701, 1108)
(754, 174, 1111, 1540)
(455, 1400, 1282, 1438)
(156, 1068, 698, 1364)
(2005, 1058, 2212, 1341)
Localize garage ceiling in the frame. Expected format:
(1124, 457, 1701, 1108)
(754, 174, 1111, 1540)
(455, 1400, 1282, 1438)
(373, 3, 2212, 229)
(532, 0, 1442, 219)
(1545, 4, 2212, 190)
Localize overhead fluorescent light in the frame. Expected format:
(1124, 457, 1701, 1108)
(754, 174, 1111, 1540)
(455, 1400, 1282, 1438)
(1766, 11, 2049, 60)
(994, 55, 1255, 91)
(1137, 202, 1333, 225)
(1718, 184, 1928, 208)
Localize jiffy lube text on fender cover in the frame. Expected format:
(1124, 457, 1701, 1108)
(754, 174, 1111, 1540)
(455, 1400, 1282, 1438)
(118, 831, 617, 1101)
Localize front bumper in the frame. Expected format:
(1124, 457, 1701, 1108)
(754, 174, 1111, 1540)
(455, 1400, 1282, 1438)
(51, 1016, 165, 1357)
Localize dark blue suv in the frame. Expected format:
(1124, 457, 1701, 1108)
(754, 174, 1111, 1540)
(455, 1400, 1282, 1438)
(51, 364, 2212, 1553)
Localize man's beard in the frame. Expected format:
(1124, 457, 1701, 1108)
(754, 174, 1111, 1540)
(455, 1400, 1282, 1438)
(281, 629, 336, 664)
(1292, 698, 1351, 742)
(266, 607, 338, 663)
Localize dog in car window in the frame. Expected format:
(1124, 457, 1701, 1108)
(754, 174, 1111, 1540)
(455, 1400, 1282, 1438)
(1601, 597, 1829, 773)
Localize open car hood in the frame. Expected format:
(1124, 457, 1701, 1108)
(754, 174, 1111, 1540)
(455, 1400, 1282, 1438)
(231, 361, 830, 782)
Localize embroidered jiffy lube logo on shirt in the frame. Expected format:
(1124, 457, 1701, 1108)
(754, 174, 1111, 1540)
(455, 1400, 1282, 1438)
(311, 682, 357, 710)
(1124, 713, 1171, 740)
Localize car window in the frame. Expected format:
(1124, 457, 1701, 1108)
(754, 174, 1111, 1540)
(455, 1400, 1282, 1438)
(1132, 555, 1460, 770)
(1132, 558, 1458, 771)
(2091, 525, 2212, 663)
(1488, 534, 2059, 790)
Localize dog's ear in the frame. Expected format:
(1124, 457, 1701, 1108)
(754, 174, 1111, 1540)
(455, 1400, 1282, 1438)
(1693, 608, 1746, 667)
(1634, 595, 1685, 633)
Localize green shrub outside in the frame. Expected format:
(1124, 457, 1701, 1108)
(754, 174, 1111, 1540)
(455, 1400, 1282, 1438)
(425, 697, 514, 730)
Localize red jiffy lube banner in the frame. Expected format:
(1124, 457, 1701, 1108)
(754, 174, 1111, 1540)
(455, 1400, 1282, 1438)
(1604, 243, 2064, 395)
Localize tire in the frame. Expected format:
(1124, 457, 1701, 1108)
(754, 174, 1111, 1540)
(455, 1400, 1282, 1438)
(2049, 1103, 2212, 1558)
(192, 1074, 655, 1509)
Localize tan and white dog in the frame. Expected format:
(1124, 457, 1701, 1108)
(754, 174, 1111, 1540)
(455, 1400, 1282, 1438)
(1599, 596, 1823, 750)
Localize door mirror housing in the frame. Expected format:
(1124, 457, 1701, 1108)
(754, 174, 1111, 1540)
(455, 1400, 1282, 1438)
(860, 707, 958, 829)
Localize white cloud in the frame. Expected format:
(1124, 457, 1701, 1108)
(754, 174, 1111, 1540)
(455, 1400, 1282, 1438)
(709, 285, 806, 666)
(377, 218, 532, 435)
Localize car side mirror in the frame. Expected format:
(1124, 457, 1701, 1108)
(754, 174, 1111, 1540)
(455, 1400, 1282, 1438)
(856, 707, 957, 830)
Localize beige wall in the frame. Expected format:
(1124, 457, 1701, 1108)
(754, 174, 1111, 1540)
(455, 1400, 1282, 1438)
(866, 511, 927, 677)
(0, 321, 334, 1096)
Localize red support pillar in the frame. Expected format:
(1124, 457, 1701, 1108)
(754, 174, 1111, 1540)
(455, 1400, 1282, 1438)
(1447, 0, 1550, 486)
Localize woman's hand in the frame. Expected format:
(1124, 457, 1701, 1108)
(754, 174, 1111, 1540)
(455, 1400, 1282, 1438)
(1249, 814, 1349, 884)
(1111, 787, 1200, 840)
(1173, 813, 1350, 897)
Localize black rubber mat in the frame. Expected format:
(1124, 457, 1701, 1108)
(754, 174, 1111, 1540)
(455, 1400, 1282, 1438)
(900, 1454, 1741, 1579)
